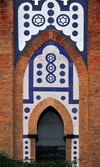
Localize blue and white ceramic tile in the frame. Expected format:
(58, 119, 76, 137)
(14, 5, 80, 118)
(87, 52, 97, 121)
(23, 41, 79, 165)
(14, 0, 88, 64)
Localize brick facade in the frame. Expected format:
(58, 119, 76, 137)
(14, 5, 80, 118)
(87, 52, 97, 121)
(0, 0, 14, 157)
(88, 0, 100, 166)
(0, 0, 100, 166)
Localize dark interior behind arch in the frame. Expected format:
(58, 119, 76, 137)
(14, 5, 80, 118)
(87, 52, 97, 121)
(36, 106, 65, 161)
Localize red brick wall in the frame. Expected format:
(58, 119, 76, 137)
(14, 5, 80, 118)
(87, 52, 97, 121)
(0, 0, 100, 166)
(88, 0, 100, 166)
(0, 0, 14, 157)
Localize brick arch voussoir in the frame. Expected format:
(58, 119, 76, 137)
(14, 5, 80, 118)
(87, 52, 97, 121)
(29, 98, 73, 136)
(15, 29, 86, 79)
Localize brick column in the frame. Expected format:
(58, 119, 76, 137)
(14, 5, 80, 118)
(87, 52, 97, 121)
(64, 135, 74, 160)
(28, 134, 38, 161)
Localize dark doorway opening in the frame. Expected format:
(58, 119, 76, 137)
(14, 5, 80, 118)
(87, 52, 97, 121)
(36, 106, 65, 161)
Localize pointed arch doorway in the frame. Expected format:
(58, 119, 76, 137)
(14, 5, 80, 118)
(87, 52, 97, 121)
(29, 98, 73, 161)
(14, 30, 88, 166)
(36, 106, 65, 161)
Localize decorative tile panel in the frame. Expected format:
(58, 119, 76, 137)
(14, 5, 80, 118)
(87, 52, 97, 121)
(14, 0, 88, 64)
(23, 41, 79, 166)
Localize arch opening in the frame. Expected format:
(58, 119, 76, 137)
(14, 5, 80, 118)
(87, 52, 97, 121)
(36, 106, 65, 161)
(29, 98, 73, 161)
